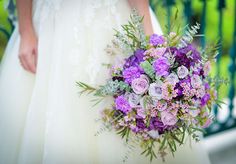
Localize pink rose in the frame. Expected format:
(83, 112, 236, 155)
(161, 111, 178, 126)
(131, 75, 149, 94)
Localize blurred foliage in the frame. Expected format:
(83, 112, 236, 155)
(152, 0, 234, 54)
(0, 0, 11, 60)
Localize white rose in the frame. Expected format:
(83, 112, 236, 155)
(148, 81, 163, 100)
(165, 72, 179, 85)
(147, 130, 159, 139)
(177, 65, 189, 79)
(128, 93, 141, 107)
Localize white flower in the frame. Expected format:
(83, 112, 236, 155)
(128, 93, 141, 107)
(148, 81, 163, 100)
(177, 65, 189, 79)
(191, 74, 202, 88)
(165, 72, 179, 85)
(147, 130, 159, 139)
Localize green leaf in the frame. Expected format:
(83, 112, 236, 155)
(140, 61, 155, 79)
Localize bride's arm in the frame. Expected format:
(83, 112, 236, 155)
(16, 0, 38, 74)
(128, 0, 154, 36)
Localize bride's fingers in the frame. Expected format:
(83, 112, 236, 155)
(26, 53, 36, 74)
(19, 54, 30, 72)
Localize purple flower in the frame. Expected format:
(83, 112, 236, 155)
(122, 66, 141, 84)
(153, 57, 170, 76)
(115, 95, 132, 114)
(149, 117, 166, 134)
(204, 83, 210, 90)
(136, 119, 146, 129)
(171, 44, 201, 69)
(124, 49, 145, 68)
(149, 34, 165, 46)
(161, 111, 178, 126)
(131, 75, 149, 94)
(201, 93, 210, 106)
(136, 107, 146, 119)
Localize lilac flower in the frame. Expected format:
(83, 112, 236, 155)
(191, 74, 202, 88)
(122, 66, 141, 84)
(136, 118, 146, 129)
(130, 124, 139, 133)
(153, 57, 170, 76)
(149, 117, 165, 134)
(131, 75, 149, 94)
(196, 86, 206, 98)
(177, 65, 189, 79)
(149, 34, 165, 46)
(201, 93, 210, 106)
(204, 83, 210, 90)
(161, 111, 178, 126)
(115, 95, 132, 114)
(171, 44, 201, 68)
(124, 49, 145, 68)
(136, 107, 146, 119)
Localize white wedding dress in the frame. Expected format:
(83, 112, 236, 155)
(0, 0, 211, 164)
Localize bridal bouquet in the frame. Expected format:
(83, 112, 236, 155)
(77, 10, 226, 161)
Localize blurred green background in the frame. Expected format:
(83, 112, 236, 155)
(0, 0, 235, 100)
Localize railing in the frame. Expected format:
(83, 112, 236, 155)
(150, 0, 236, 137)
(1, 0, 236, 137)
(0, 0, 16, 40)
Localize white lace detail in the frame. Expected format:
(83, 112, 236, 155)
(72, 0, 122, 85)
(32, 0, 127, 85)
(44, 0, 63, 11)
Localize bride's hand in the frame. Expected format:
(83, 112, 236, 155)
(18, 29, 38, 74)
(17, 0, 37, 74)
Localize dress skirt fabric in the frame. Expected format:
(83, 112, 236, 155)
(0, 0, 211, 163)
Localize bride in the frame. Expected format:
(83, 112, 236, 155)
(0, 0, 211, 163)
